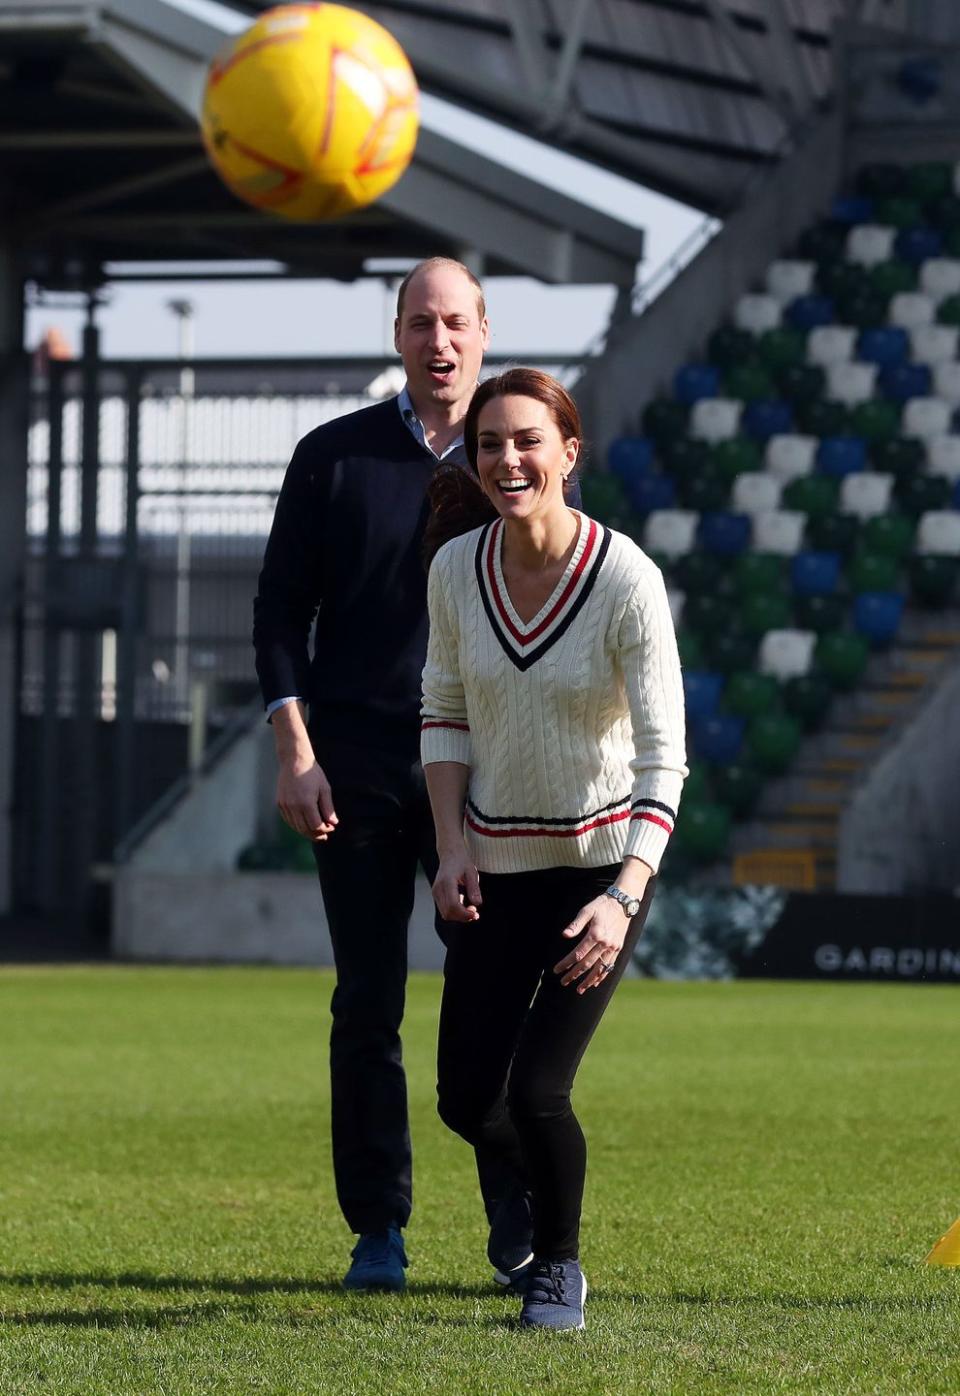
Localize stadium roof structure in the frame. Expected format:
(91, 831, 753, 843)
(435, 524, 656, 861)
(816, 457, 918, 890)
(0, 0, 648, 288)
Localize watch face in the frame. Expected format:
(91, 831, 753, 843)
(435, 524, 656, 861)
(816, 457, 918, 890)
(626, 897, 641, 918)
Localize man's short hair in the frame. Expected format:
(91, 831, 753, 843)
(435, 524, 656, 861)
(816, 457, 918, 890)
(395, 257, 486, 324)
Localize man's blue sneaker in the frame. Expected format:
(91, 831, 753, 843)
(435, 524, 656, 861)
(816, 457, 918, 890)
(342, 1227, 408, 1291)
(519, 1258, 587, 1331)
(488, 1187, 534, 1288)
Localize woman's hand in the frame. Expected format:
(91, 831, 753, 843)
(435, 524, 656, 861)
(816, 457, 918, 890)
(553, 895, 631, 992)
(432, 847, 482, 923)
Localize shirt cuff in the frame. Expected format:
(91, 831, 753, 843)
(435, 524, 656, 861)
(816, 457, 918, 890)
(266, 695, 302, 722)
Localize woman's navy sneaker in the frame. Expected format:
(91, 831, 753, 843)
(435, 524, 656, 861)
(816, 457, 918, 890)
(487, 1187, 534, 1287)
(519, 1258, 587, 1331)
(342, 1226, 408, 1291)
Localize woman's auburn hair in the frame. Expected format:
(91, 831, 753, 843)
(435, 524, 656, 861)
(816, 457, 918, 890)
(423, 367, 584, 569)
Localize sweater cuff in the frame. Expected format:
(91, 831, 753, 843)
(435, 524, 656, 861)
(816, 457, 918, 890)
(622, 797, 678, 874)
(420, 719, 471, 766)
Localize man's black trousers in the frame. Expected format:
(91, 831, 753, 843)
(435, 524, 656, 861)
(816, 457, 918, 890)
(311, 736, 517, 1235)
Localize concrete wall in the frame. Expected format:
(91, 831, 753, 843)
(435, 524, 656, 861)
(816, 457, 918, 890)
(576, 107, 845, 462)
(112, 720, 444, 968)
(837, 660, 960, 894)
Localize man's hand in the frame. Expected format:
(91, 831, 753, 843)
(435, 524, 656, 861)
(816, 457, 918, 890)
(277, 757, 338, 841)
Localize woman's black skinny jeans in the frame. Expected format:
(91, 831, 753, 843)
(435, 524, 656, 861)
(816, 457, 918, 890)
(436, 863, 654, 1262)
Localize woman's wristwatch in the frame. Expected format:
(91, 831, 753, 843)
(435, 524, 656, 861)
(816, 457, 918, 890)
(604, 885, 642, 918)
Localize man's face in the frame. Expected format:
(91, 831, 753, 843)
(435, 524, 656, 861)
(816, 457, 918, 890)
(394, 266, 489, 413)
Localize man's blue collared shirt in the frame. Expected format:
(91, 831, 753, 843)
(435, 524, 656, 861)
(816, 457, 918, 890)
(397, 384, 468, 465)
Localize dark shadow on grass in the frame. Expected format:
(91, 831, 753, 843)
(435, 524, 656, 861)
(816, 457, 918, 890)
(0, 1272, 522, 1302)
(671, 1289, 954, 1313)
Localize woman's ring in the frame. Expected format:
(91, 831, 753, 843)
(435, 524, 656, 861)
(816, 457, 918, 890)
(598, 960, 615, 975)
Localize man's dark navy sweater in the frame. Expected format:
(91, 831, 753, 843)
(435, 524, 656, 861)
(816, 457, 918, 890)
(253, 399, 443, 756)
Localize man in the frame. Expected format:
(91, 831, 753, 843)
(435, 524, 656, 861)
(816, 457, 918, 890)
(253, 258, 535, 1293)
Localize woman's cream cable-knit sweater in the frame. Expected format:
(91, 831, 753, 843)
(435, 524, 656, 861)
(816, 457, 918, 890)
(420, 511, 688, 875)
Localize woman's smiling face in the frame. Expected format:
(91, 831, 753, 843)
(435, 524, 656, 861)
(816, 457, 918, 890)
(475, 394, 578, 522)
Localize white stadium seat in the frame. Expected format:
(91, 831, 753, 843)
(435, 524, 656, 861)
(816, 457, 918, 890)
(689, 397, 742, 442)
(910, 323, 959, 365)
(733, 293, 782, 335)
(752, 509, 806, 555)
(807, 325, 857, 367)
(731, 473, 782, 515)
(916, 511, 960, 556)
(845, 224, 896, 267)
(840, 472, 894, 519)
(925, 435, 960, 481)
(920, 258, 960, 303)
(766, 260, 816, 304)
(764, 434, 818, 481)
(827, 361, 878, 406)
(933, 362, 960, 405)
(758, 629, 817, 681)
(666, 587, 685, 627)
(889, 292, 936, 330)
(643, 509, 698, 559)
(902, 397, 953, 439)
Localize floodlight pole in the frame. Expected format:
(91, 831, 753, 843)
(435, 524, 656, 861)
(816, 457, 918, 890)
(168, 297, 194, 719)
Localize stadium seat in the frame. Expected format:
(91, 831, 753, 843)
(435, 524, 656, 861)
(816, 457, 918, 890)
(795, 398, 851, 437)
(908, 161, 953, 201)
(847, 550, 901, 594)
(673, 801, 731, 862)
(724, 363, 776, 402)
(765, 434, 817, 481)
(831, 194, 874, 224)
(690, 714, 744, 765)
(879, 362, 933, 402)
(786, 294, 834, 331)
(756, 327, 807, 372)
(698, 511, 751, 556)
(806, 325, 857, 366)
(690, 398, 743, 442)
(836, 286, 890, 329)
(711, 437, 762, 482)
(758, 628, 817, 679)
(642, 399, 689, 444)
(869, 260, 917, 299)
(608, 437, 654, 482)
(840, 472, 894, 518)
(926, 434, 960, 479)
(747, 713, 802, 775)
(766, 260, 815, 303)
(794, 593, 848, 634)
(680, 473, 730, 513)
(711, 760, 763, 817)
(682, 761, 711, 805)
(707, 325, 755, 368)
(643, 508, 697, 557)
(826, 361, 877, 405)
(846, 224, 896, 266)
(818, 260, 870, 302)
(875, 197, 923, 230)
(862, 512, 915, 559)
(707, 631, 758, 676)
(733, 551, 786, 597)
(742, 399, 793, 439)
(920, 258, 960, 302)
(752, 510, 806, 554)
(674, 550, 725, 597)
(580, 473, 627, 521)
(676, 627, 705, 668)
(910, 554, 959, 605)
(916, 509, 960, 555)
(666, 588, 685, 627)
(734, 293, 782, 334)
(741, 590, 794, 637)
(936, 293, 960, 326)
(854, 592, 904, 646)
(816, 436, 866, 477)
(783, 475, 840, 519)
(674, 363, 720, 404)
(661, 436, 712, 477)
(684, 592, 735, 636)
(857, 325, 909, 366)
(630, 474, 678, 515)
(848, 399, 900, 443)
(776, 364, 827, 405)
(798, 221, 848, 263)
(895, 227, 943, 264)
(889, 291, 937, 328)
(683, 670, 724, 720)
(932, 362, 960, 404)
(815, 630, 869, 689)
(723, 671, 780, 720)
(909, 324, 959, 363)
(791, 550, 841, 596)
(806, 511, 860, 557)
(732, 473, 781, 514)
(783, 673, 833, 730)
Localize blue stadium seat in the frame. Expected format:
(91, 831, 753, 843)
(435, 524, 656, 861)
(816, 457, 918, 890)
(698, 511, 752, 556)
(791, 550, 842, 596)
(742, 399, 793, 439)
(894, 227, 943, 264)
(683, 671, 725, 720)
(878, 362, 932, 402)
(629, 473, 677, 514)
(953, 479, 960, 510)
(690, 714, 745, 765)
(854, 591, 905, 646)
(857, 326, 909, 367)
(785, 295, 835, 331)
(674, 363, 720, 404)
(608, 436, 654, 483)
(831, 194, 874, 225)
(817, 437, 866, 478)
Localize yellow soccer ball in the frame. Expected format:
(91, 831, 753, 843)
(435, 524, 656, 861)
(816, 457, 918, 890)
(201, 3, 419, 221)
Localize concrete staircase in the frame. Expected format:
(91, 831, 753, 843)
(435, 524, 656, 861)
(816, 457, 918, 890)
(726, 610, 960, 889)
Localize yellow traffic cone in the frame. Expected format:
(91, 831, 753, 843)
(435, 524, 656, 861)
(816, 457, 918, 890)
(925, 1217, 960, 1265)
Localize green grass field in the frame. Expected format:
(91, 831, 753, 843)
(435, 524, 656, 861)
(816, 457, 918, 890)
(1, 967, 958, 1395)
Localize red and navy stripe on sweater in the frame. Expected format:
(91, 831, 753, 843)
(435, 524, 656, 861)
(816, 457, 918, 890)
(464, 794, 676, 841)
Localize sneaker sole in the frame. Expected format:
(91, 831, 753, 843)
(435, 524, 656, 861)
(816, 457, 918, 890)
(492, 1254, 534, 1288)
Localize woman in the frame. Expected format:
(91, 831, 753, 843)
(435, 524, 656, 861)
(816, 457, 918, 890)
(420, 369, 687, 1331)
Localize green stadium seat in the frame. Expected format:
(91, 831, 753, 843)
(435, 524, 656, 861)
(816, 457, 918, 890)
(747, 713, 802, 774)
(874, 196, 925, 229)
(782, 673, 833, 730)
(847, 550, 901, 594)
(806, 512, 860, 557)
(906, 161, 953, 203)
(707, 324, 756, 369)
(580, 473, 628, 522)
(710, 437, 763, 483)
(815, 631, 869, 690)
(724, 362, 777, 401)
(642, 399, 689, 444)
(711, 760, 764, 818)
(684, 593, 735, 636)
(836, 287, 890, 329)
(817, 260, 871, 300)
(673, 800, 731, 863)
(798, 221, 848, 262)
(869, 260, 918, 299)
(848, 399, 900, 444)
(741, 590, 794, 638)
(776, 363, 827, 405)
(723, 670, 781, 720)
(661, 436, 713, 480)
(676, 628, 705, 668)
(783, 475, 841, 519)
(733, 552, 787, 598)
(869, 436, 925, 479)
(936, 290, 960, 324)
(909, 554, 959, 606)
(680, 473, 730, 513)
(895, 473, 951, 517)
(756, 327, 807, 372)
(682, 761, 712, 805)
(794, 593, 849, 634)
(795, 399, 850, 436)
(862, 512, 916, 559)
(707, 630, 758, 675)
